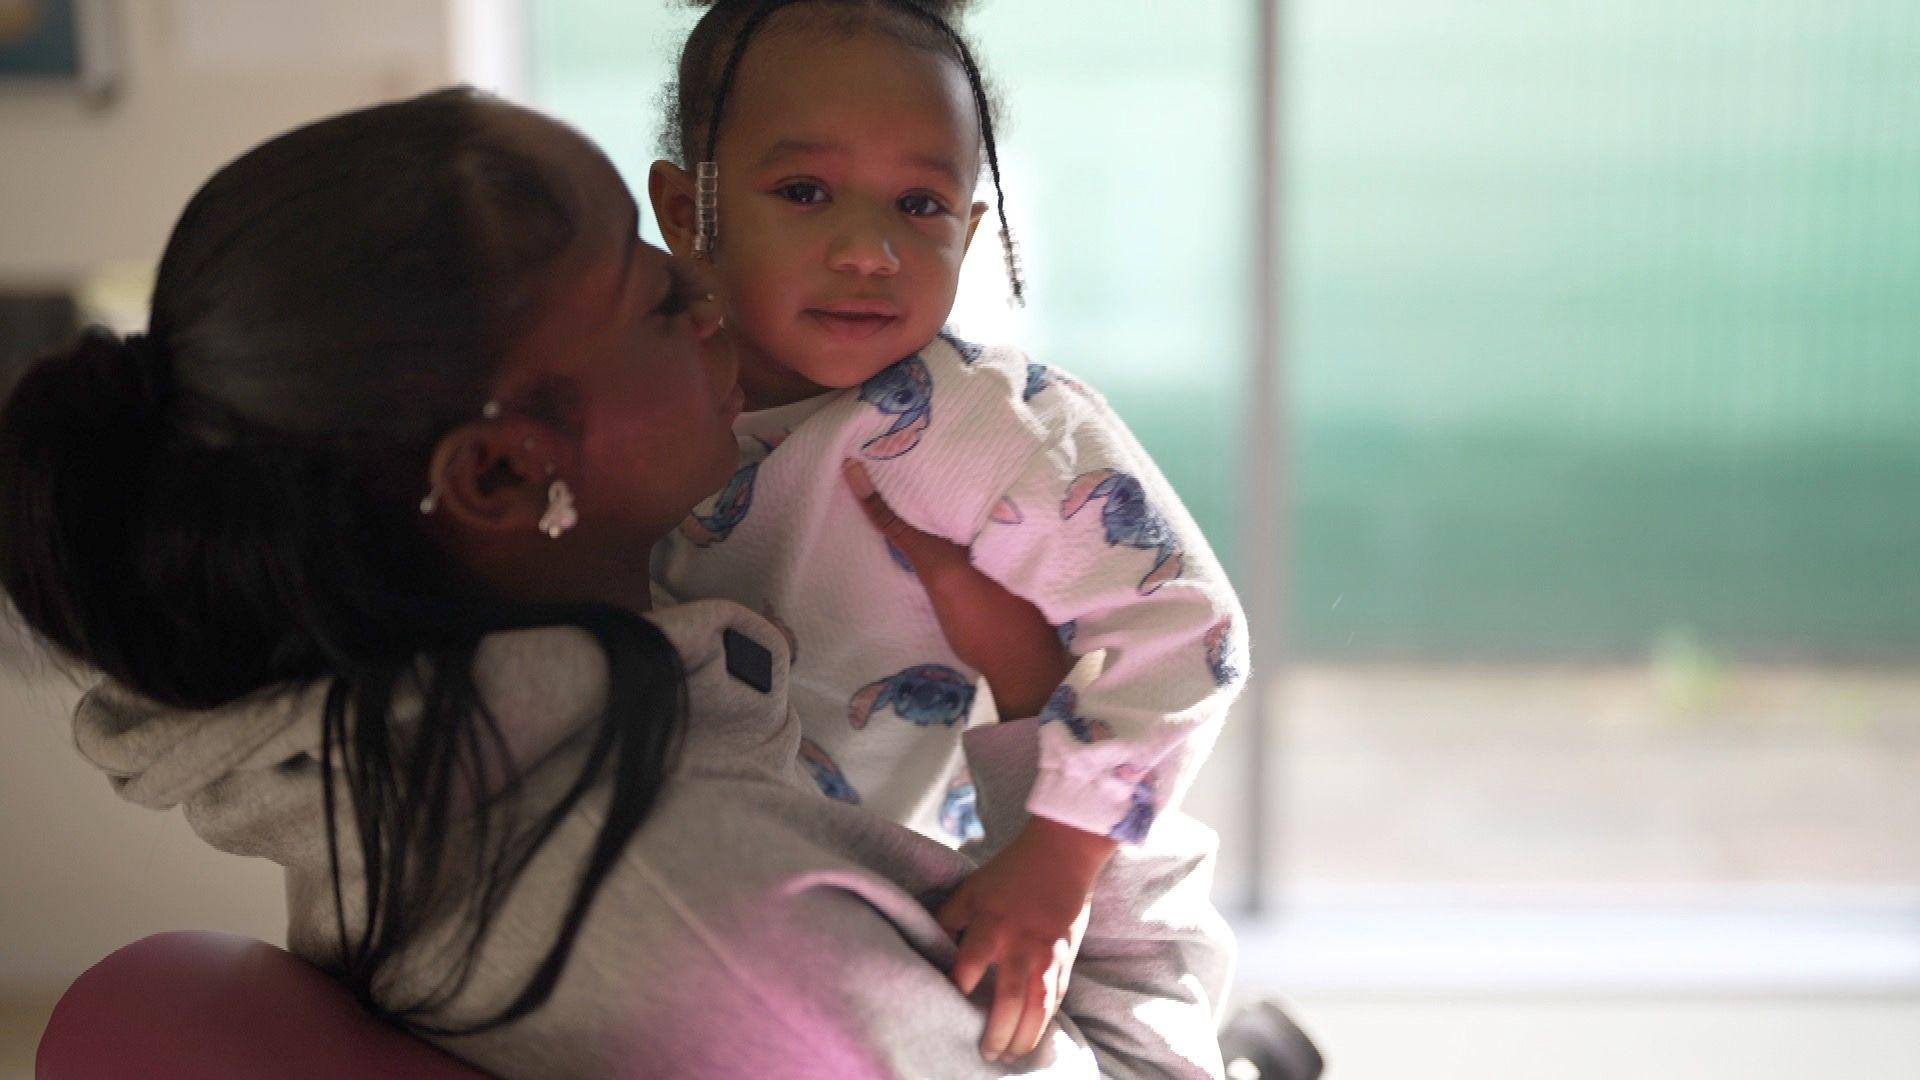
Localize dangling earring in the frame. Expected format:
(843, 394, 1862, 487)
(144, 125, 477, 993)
(540, 477, 578, 539)
(693, 161, 719, 258)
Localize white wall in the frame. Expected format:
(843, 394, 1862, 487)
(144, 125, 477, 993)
(0, 0, 456, 284)
(0, 0, 457, 996)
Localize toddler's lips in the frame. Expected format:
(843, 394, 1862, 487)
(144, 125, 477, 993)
(806, 309, 899, 341)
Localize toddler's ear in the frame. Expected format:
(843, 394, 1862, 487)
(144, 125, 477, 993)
(962, 199, 989, 253)
(649, 160, 698, 257)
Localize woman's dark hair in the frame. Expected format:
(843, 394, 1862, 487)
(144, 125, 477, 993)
(0, 88, 684, 1035)
(665, 0, 1025, 303)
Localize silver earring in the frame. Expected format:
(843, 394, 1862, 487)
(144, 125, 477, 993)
(540, 479, 578, 539)
(420, 401, 511, 514)
(693, 161, 719, 257)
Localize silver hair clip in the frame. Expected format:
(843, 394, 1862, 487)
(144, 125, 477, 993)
(693, 161, 719, 257)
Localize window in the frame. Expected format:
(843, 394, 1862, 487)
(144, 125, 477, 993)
(526, 0, 1920, 986)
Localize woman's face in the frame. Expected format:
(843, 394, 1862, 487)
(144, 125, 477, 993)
(492, 108, 743, 558)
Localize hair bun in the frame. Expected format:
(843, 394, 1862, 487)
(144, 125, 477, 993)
(0, 326, 176, 668)
(0, 326, 176, 531)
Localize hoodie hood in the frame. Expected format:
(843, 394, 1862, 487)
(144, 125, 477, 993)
(67, 596, 796, 870)
(70, 623, 615, 866)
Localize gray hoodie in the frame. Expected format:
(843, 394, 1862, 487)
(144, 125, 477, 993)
(73, 596, 1232, 1078)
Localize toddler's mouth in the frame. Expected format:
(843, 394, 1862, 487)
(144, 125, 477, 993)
(806, 306, 899, 341)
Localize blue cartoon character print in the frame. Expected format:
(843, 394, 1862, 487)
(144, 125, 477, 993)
(1205, 616, 1241, 688)
(1061, 468, 1184, 594)
(939, 769, 985, 843)
(1023, 362, 1050, 402)
(799, 737, 859, 804)
(939, 329, 985, 365)
(1023, 362, 1089, 403)
(1040, 685, 1114, 743)
(679, 434, 782, 547)
(858, 356, 933, 460)
(848, 664, 976, 729)
(886, 540, 917, 575)
(680, 461, 758, 546)
(1108, 764, 1158, 843)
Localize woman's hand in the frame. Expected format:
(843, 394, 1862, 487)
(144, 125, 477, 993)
(841, 461, 1072, 718)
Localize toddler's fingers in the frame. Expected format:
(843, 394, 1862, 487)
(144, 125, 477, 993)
(949, 929, 998, 997)
(934, 886, 974, 939)
(839, 460, 965, 571)
(980, 959, 1030, 1062)
(1008, 972, 1053, 1060)
(840, 461, 907, 538)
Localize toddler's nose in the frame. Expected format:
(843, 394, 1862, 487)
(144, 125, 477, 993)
(828, 216, 902, 277)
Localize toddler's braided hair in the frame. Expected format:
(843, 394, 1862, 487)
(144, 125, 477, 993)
(666, 0, 1025, 304)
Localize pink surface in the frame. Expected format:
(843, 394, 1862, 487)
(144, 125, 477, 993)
(36, 931, 493, 1079)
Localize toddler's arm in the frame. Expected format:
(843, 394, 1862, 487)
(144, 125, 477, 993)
(967, 375, 1248, 845)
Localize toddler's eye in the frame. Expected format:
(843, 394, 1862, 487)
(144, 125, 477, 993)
(775, 181, 829, 205)
(898, 193, 947, 217)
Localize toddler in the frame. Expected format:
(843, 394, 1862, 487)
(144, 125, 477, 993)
(648, 0, 1247, 1061)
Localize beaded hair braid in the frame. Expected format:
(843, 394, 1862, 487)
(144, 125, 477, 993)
(693, 0, 1026, 305)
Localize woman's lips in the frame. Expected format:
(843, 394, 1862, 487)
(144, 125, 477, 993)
(806, 309, 899, 341)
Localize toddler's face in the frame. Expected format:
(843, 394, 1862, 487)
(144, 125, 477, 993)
(707, 26, 987, 408)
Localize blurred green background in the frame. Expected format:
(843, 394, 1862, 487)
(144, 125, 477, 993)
(531, 0, 1919, 663)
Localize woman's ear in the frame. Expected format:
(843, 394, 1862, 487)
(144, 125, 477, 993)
(424, 417, 568, 536)
(650, 160, 698, 257)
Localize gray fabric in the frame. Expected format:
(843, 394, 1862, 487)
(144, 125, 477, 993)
(72, 597, 1231, 1078)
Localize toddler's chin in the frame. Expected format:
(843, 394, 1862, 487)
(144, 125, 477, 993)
(785, 347, 913, 390)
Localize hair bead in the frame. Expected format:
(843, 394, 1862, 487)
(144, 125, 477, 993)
(693, 161, 720, 257)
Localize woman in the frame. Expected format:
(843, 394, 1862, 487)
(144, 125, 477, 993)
(0, 89, 1232, 1077)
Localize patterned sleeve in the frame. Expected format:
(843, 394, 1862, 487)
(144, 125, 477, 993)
(964, 364, 1248, 843)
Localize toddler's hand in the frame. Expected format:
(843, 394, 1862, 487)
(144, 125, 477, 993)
(842, 461, 1072, 717)
(936, 817, 1117, 1062)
